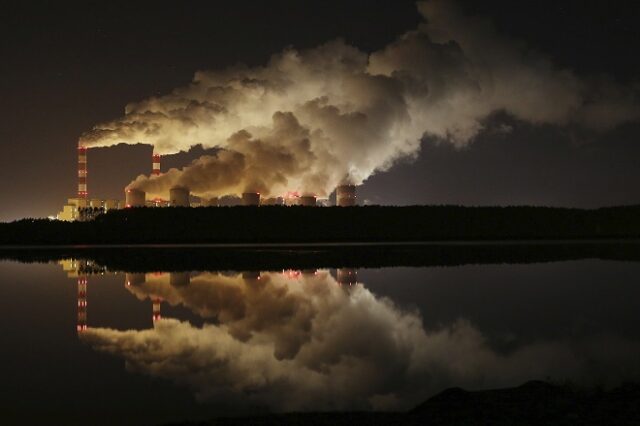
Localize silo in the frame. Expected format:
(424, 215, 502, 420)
(336, 184, 356, 207)
(298, 195, 317, 207)
(125, 189, 146, 207)
(169, 187, 190, 207)
(242, 192, 260, 206)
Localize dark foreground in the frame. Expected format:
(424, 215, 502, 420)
(3, 205, 640, 245)
(168, 381, 640, 426)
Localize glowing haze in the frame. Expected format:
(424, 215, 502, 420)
(79, 0, 639, 200)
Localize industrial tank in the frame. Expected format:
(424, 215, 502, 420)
(125, 189, 146, 207)
(242, 192, 260, 206)
(336, 184, 356, 207)
(169, 187, 190, 207)
(298, 195, 317, 206)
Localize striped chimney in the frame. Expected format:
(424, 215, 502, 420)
(152, 297, 162, 322)
(78, 145, 87, 199)
(77, 276, 88, 333)
(152, 153, 161, 176)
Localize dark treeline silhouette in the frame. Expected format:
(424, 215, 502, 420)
(165, 381, 640, 425)
(2, 241, 640, 272)
(2, 205, 640, 245)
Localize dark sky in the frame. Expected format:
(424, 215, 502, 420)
(1, 0, 639, 221)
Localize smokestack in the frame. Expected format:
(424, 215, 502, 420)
(242, 192, 260, 206)
(125, 188, 146, 207)
(152, 297, 161, 322)
(78, 145, 87, 199)
(77, 276, 88, 332)
(152, 153, 161, 176)
(336, 185, 356, 207)
(298, 195, 317, 206)
(169, 187, 190, 207)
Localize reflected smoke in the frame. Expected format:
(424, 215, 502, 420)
(79, 269, 640, 412)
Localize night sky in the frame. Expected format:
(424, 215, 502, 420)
(1, 0, 639, 221)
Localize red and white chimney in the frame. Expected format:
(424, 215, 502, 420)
(78, 145, 88, 199)
(77, 276, 88, 333)
(152, 297, 162, 322)
(152, 153, 161, 176)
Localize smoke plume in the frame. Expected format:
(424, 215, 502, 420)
(80, 0, 639, 199)
(82, 270, 640, 411)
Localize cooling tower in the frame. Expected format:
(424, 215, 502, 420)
(336, 268, 357, 285)
(125, 189, 146, 207)
(152, 153, 161, 176)
(242, 192, 260, 206)
(169, 187, 190, 207)
(77, 145, 87, 199)
(336, 184, 357, 207)
(202, 197, 219, 207)
(298, 195, 317, 206)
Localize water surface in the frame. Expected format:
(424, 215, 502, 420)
(1, 248, 640, 425)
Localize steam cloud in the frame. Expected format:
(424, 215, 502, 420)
(81, 271, 640, 411)
(80, 0, 639, 199)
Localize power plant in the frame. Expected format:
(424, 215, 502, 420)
(56, 144, 358, 220)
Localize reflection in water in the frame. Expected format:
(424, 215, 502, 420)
(60, 261, 640, 412)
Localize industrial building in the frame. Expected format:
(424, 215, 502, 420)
(57, 197, 122, 221)
(57, 144, 358, 220)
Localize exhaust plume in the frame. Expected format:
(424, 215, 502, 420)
(82, 270, 640, 411)
(79, 0, 639, 199)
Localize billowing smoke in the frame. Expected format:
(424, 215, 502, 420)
(81, 270, 640, 412)
(80, 0, 639, 199)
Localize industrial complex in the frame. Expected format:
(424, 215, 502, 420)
(56, 144, 357, 221)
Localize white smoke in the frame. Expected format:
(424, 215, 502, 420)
(81, 271, 640, 412)
(79, 0, 639, 199)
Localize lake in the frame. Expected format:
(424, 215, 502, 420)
(1, 243, 640, 425)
